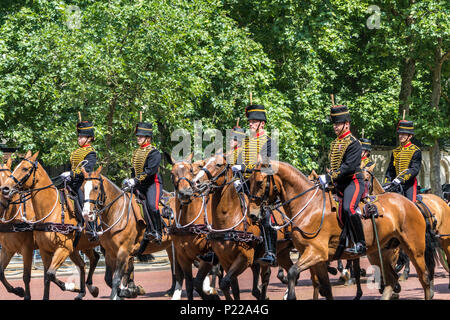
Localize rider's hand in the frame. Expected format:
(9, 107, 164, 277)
(392, 178, 401, 185)
(319, 174, 331, 188)
(231, 165, 243, 173)
(60, 171, 71, 181)
(122, 178, 136, 188)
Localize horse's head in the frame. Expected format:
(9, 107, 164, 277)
(1, 151, 40, 200)
(248, 161, 280, 218)
(171, 154, 205, 203)
(81, 166, 104, 222)
(192, 154, 227, 186)
(0, 158, 13, 213)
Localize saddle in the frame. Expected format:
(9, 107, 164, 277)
(333, 193, 382, 229)
(415, 195, 437, 232)
(133, 190, 169, 231)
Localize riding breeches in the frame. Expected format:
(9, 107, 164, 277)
(336, 173, 365, 222)
(402, 178, 418, 202)
(137, 174, 163, 215)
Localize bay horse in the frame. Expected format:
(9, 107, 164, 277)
(169, 157, 222, 300)
(0, 158, 36, 299)
(192, 154, 295, 300)
(80, 165, 175, 299)
(0, 151, 100, 300)
(365, 168, 450, 288)
(248, 160, 436, 300)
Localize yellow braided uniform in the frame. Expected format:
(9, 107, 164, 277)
(132, 144, 156, 182)
(70, 146, 96, 175)
(241, 133, 269, 178)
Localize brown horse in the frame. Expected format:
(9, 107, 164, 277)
(248, 160, 436, 300)
(80, 165, 175, 299)
(0, 151, 100, 300)
(192, 154, 295, 300)
(0, 158, 36, 299)
(169, 157, 220, 300)
(365, 168, 450, 287)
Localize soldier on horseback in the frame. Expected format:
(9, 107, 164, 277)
(383, 120, 422, 202)
(123, 121, 163, 244)
(231, 104, 278, 266)
(60, 120, 98, 240)
(360, 138, 374, 170)
(319, 105, 366, 255)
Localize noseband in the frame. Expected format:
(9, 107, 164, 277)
(9, 158, 39, 190)
(83, 176, 106, 210)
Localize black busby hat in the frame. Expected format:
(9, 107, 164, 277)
(245, 104, 267, 122)
(330, 105, 351, 124)
(77, 121, 95, 140)
(135, 122, 153, 137)
(231, 126, 246, 141)
(397, 120, 414, 135)
(360, 138, 372, 151)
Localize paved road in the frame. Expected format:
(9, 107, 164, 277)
(0, 251, 448, 300)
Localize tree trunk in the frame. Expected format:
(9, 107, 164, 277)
(103, 93, 117, 175)
(429, 38, 447, 197)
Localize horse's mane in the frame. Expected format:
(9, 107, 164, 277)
(273, 160, 313, 186)
(101, 175, 122, 194)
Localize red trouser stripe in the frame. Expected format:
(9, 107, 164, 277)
(412, 178, 417, 203)
(154, 175, 160, 210)
(349, 174, 360, 215)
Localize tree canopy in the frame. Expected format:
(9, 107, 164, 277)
(0, 0, 448, 185)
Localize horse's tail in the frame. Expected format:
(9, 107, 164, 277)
(424, 221, 439, 282)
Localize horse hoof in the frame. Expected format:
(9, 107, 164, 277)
(12, 287, 25, 298)
(137, 285, 146, 295)
(390, 293, 400, 300)
(89, 286, 99, 298)
(394, 283, 401, 293)
(360, 268, 366, 277)
(164, 290, 174, 297)
(74, 294, 85, 300)
(399, 274, 408, 281)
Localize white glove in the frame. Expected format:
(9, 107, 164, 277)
(232, 165, 243, 173)
(60, 171, 71, 181)
(233, 179, 242, 189)
(393, 178, 402, 185)
(319, 174, 331, 188)
(123, 178, 136, 188)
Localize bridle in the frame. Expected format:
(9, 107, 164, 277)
(249, 165, 326, 238)
(83, 176, 106, 213)
(9, 158, 39, 190)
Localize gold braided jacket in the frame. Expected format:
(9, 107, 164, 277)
(241, 132, 269, 178)
(70, 145, 95, 174)
(132, 144, 156, 182)
(392, 142, 420, 182)
(328, 132, 355, 180)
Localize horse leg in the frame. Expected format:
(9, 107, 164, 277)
(313, 263, 334, 300)
(171, 258, 185, 300)
(22, 246, 34, 300)
(399, 254, 410, 281)
(165, 246, 176, 297)
(194, 261, 218, 300)
(82, 248, 100, 297)
(250, 262, 261, 299)
(230, 276, 240, 300)
(219, 254, 247, 300)
(110, 252, 128, 300)
(0, 248, 25, 298)
(68, 251, 87, 300)
(258, 264, 271, 300)
(287, 245, 327, 300)
(352, 259, 363, 300)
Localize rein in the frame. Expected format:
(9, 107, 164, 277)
(252, 169, 327, 238)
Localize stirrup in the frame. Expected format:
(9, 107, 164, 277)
(257, 253, 277, 267)
(345, 243, 366, 255)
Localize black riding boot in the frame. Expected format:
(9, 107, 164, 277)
(147, 210, 162, 244)
(346, 214, 366, 255)
(257, 224, 278, 267)
(198, 251, 219, 265)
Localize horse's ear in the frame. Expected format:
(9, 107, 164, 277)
(81, 166, 88, 178)
(310, 170, 319, 179)
(5, 157, 12, 170)
(24, 150, 32, 159)
(186, 152, 193, 162)
(31, 151, 39, 160)
(368, 163, 376, 172)
(95, 166, 103, 176)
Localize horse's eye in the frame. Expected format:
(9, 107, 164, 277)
(94, 186, 99, 191)
(216, 163, 222, 168)
(22, 167, 28, 172)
